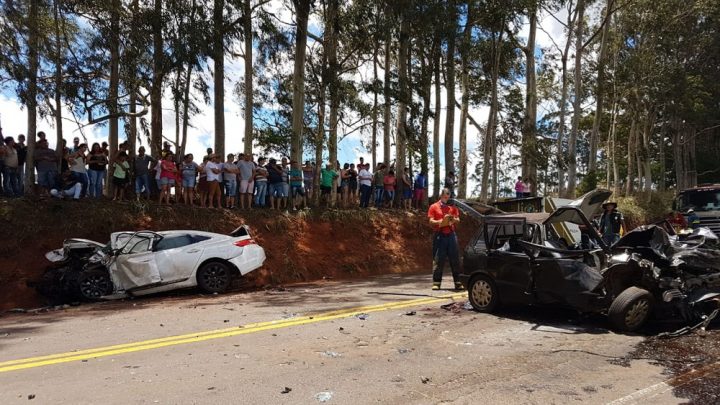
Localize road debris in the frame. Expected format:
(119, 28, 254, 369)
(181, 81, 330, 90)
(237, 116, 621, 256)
(282, 313, 298, 319)
(356, 313, 369, 320)
(320, 351, 342, 358)
(315, 391, 333, 402)
(421, 376, 431, 384)
(281, 387, 292, 394)
(441, 301, 473, 313)
(27, 394, 35, 400)
(356, 341, 369, 347)
(397, 348, 411, 354)
(404, 311, 416, 316)
(390, 375, 405, 383)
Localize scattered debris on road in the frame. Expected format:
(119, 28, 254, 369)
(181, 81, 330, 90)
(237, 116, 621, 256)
(281, 387, 292, 394)
(441, 301, 473, 313)
(356, 313, 369, 320)
(404, 311, 416, 316)
(27, 394, 35, 400)
(320, 351, 342, 358)
(315, 391, 333, 402)
(421, 376, 431, 384)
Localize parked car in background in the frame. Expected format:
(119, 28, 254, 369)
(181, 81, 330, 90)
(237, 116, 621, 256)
(37, 226, 265, 301)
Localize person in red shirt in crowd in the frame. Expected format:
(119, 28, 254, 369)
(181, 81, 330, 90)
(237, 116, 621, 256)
(427, 188, 462, 291)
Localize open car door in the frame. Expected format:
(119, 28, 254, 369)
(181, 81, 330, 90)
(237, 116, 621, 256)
(110, 232, 163, 291)
(483, 216, 534, 305)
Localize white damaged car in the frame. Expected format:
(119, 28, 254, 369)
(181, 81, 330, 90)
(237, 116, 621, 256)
(38, 226, 266, 301)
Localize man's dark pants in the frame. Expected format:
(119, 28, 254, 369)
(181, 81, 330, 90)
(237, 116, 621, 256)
(359, 184, 372, 207)
(432, 232, 460, 284)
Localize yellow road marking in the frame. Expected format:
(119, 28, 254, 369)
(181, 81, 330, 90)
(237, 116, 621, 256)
(0, 293, 466, 373)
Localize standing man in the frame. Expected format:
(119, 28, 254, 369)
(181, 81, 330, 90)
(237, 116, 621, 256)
(289, 160, 305, 210)
(16, 134, 26, 195)
(599, 201, 623, 246)
(445, 171, 457, 198)
(34, 138, 59, 196)
(427, 188, 462, 291)
(358, 163, 373, 208)
(133, 146, 156, 201)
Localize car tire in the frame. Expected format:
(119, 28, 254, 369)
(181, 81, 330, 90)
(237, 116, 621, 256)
(196, 261, 232, 294)
(77, 269, 113, 301)
(467, 274, 499, 313)
(608, 287, 654, 332)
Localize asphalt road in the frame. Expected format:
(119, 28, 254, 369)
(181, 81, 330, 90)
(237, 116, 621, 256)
(0, 273, 689, 404)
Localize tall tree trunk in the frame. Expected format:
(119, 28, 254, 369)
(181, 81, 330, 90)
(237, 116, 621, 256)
(180, 65, 193, 159)
(608, 99, 618, 195)
(128, 0, 139, 159)
(109, 0, 120, 162)
(481, 30, 503, 202)
(432, 44, 441, 199)
(567, 0, 585, 198)
(641, 108, 655, 193)
(589, 0, 613, 174)
(25, 0, 39, 191)
(457, 2, 473, 199)
(313, 38, 328, 207)
(658, 123, 666, 192)
(213, 0, 225, 157)
(290, 0, 310, 164)
(382, 29, 392, 166)
(556, 18, 574, 197)
(243, 0, 254, 155)
(444, 2, 457, 182)
(626, 113, 636, 196)
(395, 11, 409, 204)
(419, 43, 432, 183)
(53, 0, 63, 169)
(326, 0, 339, 206)
(150, 0, 164, 157)
(371, 44, 378, 169)
(522, 7, 538, 194)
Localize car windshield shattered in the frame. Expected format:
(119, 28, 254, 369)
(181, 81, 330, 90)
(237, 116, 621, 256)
(453, 190, 720, 334)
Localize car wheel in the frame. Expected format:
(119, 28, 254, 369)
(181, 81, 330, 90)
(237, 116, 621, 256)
(196, 261, 232, 294)
(77, 269, 113, 301)
(468, 274, 499, 313)
(608, 287, 654, 332)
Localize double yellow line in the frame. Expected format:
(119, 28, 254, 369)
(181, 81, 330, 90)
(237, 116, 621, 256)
(0, 293, 465, 374)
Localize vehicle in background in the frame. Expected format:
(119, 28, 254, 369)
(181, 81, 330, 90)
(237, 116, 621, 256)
(674, 185, 720, 234)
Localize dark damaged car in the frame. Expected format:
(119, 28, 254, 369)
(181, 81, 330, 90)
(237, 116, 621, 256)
(455, 190, 720, 332)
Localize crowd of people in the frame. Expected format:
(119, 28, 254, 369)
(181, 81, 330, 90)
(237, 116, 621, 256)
(0, 133, 442, 211)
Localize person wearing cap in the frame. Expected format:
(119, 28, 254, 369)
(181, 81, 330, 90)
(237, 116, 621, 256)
(599, 201, 623, 246)
(428, 188, 462, 290)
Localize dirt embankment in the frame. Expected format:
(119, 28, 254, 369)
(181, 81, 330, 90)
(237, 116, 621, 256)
(0, 199, 474, 311)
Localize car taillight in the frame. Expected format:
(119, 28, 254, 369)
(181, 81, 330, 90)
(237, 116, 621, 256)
(234, 239, 256, 247)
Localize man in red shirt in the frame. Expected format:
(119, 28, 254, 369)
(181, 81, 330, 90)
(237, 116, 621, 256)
(427, 188, 462, 290)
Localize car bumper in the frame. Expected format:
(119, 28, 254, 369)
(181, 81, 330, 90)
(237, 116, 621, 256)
(229, 245, 266, 275)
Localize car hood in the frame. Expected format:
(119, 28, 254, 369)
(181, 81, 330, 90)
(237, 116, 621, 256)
(564, 189, 613, 221)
